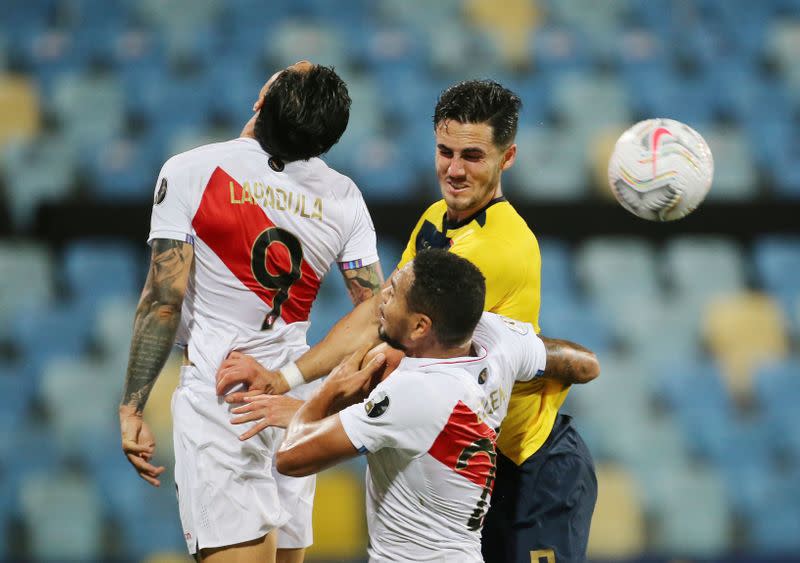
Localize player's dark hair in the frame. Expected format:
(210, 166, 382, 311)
(254, 64, 351, 162)
(407, 249, 486, 347)
(433, 79, 522, 148)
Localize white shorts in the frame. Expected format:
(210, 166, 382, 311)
(172, 365, 290, 553)
(275, 378, 323, 549)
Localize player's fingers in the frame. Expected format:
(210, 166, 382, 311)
(243, 393, 270, 402)
(139, 472, 162, 487)
(122, 439, 153, 455)
(228, 350, 243, 359)
(362, 352, 387, 372)
(231, 411, 264, 425)
(125, 452, 163, 477)
(239, 420, 270, 441)
(224, 390, 249, 404)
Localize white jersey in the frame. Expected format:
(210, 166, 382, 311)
(148, 137, 379, 383)
(338, 312, 546, 562)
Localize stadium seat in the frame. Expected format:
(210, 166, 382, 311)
(663, 236, 747, 306)
(271, 20, 349, 72)
(703, 292, 790, 400)
(587, 464, 646, 559)
(649, 463, 731, 558)
(39, 357, 121, 454)
(550, 72, 630, 135)
(464, 0, 539, 66)
(702, 127, 759, 201)
(753, 358, 800, 460)
(654, 359, 734, 463)
(0, 74, 39, 150)
(62, 239, 143, 306)
(539, 296, 613, 356)
(753, 236, 800, 300)
(538, 238, 577, 302)
(1, 135, 78, 226)
(0, 241, 54, 334)
(745, 464, 800, 554)
(575, 237, 660, 310)
(306, 468, 366, 559)
(8, 302, 93, 373)
(609, 294, 700, 367)
(94, 297, 136, 367)
(87, 136, 162, 200)
(506, 124, 588, 201)
(19, 471, 103, 560)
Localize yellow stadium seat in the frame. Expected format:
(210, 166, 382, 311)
(0, 74, 40, 149)
(306, 468, 367, 560)
(589, 126, 627, 200)
(142, 552, 193, 563)
(704, 292, 789, 400)
(587, 464, 646, 558)
(464, 0, 540, 65)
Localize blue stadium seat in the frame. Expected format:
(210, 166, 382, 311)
(702, 126, 759, 201)
(2, 135, 78, 227)
(753, 359, 800, 461)
(753, 236, 800, 301)
(649, 463, 731, 557)
(0, 363, 36, 430)
(539, 297, 613, 355)
(8, 303, 93, 372)
(655, 360, 734, 463)
(663, 236, 747, 306)
(0, 426, 62, 507)
(539, 238, 577, 302)
(19, 471, 103, 560)
(746, 465, 800, 554)
(87, 136, 162, 200)
(0, 241, 54, 333)
(530, 27, 591, 74)
(62, 239, 143, 306)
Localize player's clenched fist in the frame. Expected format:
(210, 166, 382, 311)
(119, 405, 166, 487)
(216, 351, 289, 402)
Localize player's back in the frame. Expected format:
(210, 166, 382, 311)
(149, 137, 378, 382)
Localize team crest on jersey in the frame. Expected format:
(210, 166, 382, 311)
(365, 390, 390, 418)
(155, 177, 168, 205)
(500, 315, 529, 335)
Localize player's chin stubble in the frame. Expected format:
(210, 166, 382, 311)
(378, 327, 407, 352)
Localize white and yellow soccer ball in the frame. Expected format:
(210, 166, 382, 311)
(608, 118, 714, 222)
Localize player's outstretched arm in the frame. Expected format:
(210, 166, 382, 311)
(119, 239, 193, 487)
(217, 264, 387, 401)
(540, 336, 600, 385)
(276, 346, 387, 477)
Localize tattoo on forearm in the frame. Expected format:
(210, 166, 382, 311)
(341, 262, 383, 305)
(541, 336, 598, 385)
(121, 239, 193, 412)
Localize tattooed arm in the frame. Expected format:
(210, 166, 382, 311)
(340, 261, 384, 306)
(540, 336, 600, 385)
(119, 239, 194, 486)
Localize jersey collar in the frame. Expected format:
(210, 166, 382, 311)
(442, 196, 506, 230)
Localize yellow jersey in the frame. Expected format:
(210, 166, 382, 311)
(398, 197, 569, 465)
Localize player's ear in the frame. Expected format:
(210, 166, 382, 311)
(500, 143, 517, 171)
(410, 313, 432, 343)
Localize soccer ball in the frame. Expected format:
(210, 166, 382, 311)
(608, 118, 714, 222)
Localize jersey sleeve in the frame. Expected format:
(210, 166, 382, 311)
(339, 372, 446, 455)
(148, 157, 195, 245)
(337, 188, 379, 266)
(488, 313, 547, 382)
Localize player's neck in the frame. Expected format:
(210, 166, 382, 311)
(445, 185, 503, 224)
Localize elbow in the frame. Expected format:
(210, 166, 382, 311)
(275, 449, 312, 478)
(577, 352, 600, 384)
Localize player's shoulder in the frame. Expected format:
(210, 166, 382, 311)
(161, 138, 247, 175)
(476, 311, 533, 340)
(419, 200, 448, 222)
(307, 157, 363, 200)
(486, 200, 535, 236)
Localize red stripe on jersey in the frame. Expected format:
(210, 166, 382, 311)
(428, 401, 497, 488)
(191, 167, 321, 324)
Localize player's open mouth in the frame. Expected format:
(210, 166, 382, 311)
(447, 182, 469, 194)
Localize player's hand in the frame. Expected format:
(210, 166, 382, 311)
(230, 394, 305, 440)
(119, 405, 165, 487)
(360, 342, 405, 383)
(322, 344, 387, 411)
(216, 351, 289, 402)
